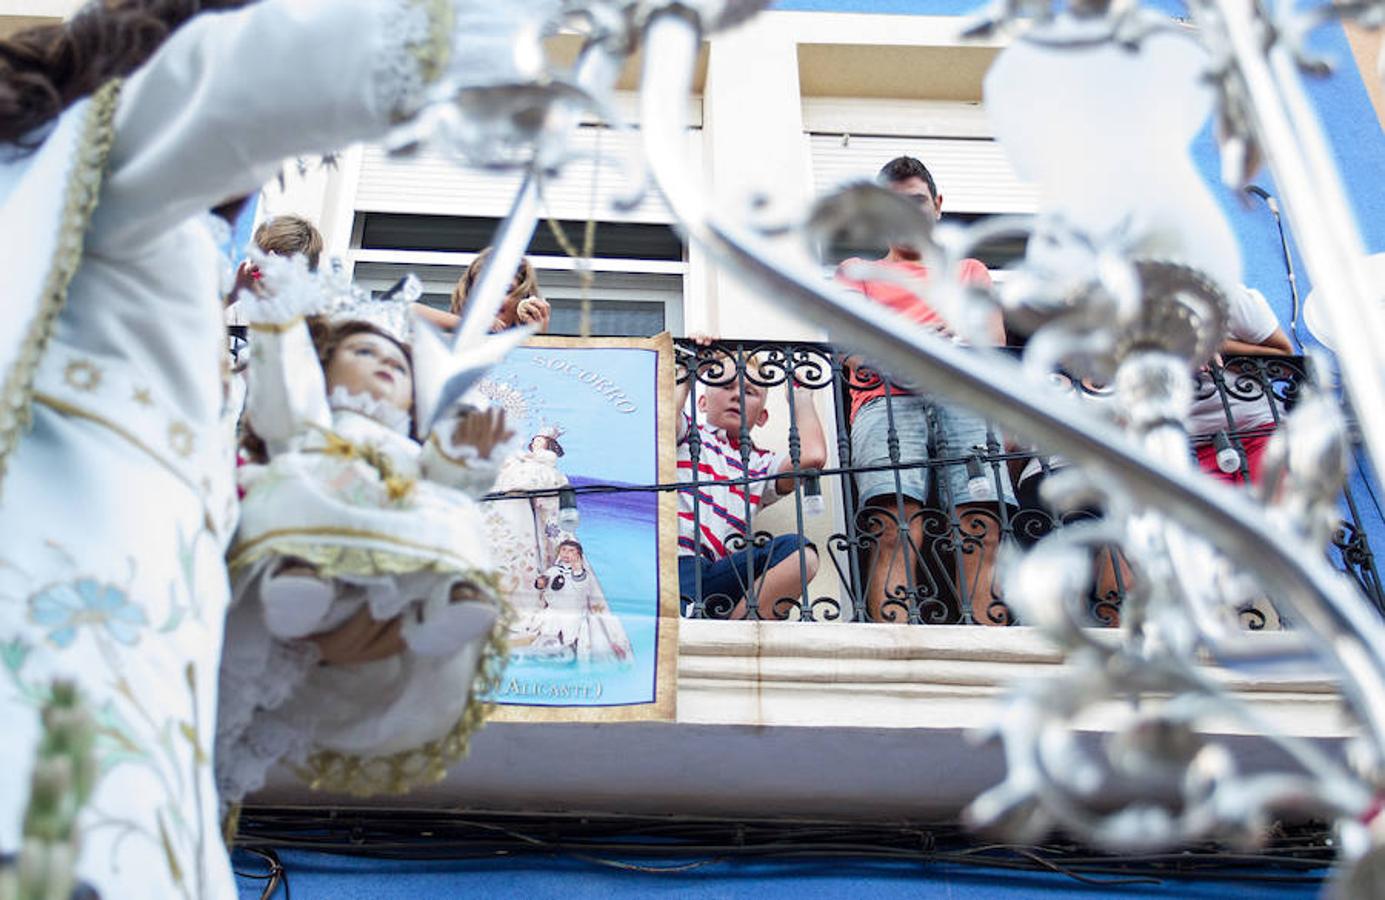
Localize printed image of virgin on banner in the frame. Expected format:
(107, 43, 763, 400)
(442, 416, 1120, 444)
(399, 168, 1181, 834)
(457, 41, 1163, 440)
(477, 334, 677, 722)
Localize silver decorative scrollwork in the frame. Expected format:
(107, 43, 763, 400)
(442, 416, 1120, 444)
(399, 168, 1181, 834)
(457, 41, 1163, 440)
(417, 0, 1385, 889)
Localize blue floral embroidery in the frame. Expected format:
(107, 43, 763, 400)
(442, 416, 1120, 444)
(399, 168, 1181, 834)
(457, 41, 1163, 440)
(29, 580, 147, 648)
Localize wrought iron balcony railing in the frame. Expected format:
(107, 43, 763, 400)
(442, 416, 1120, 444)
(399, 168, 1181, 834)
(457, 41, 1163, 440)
(449, 338, 1381, 627)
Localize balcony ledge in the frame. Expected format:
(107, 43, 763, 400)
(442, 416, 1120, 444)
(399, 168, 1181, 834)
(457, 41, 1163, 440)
(257, 621, 1352, 821)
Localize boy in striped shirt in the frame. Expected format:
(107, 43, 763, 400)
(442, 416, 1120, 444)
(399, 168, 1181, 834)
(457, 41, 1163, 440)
(676, 342, 827, 619)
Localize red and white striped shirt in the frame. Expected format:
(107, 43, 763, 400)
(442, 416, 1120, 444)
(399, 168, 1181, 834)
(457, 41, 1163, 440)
(676, 411, 782, 561)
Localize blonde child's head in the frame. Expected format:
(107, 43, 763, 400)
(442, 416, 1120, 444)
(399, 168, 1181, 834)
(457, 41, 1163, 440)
(254, 215, 324, 271)
(697, 351, 770, 437)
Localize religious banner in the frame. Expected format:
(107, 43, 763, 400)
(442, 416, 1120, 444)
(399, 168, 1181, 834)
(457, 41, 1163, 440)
(477, 333, 678, 721)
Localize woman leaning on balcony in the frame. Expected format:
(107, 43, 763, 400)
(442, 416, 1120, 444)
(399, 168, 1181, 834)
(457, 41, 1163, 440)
(412, 245, 553, 334)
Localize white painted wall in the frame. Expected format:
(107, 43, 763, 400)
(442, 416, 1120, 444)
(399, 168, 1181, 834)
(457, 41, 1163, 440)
(260, 622, 1349, 817)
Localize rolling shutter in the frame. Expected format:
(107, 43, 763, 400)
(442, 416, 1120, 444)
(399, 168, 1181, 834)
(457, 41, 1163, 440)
(808, 133, 1038, 214)
(358, 128, 682, 223)
(354, 93, 701, 224)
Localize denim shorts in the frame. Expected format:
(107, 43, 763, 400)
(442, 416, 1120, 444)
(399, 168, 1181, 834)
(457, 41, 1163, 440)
(679, 533, 812, 611)
(851, 394, 1016, 507)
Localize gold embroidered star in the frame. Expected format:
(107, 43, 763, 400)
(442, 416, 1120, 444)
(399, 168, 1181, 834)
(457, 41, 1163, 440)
(168, 422, 195, 458)
(321, 432, 358, 460)
(63, 359, 102, 392)
(359, 444, 396, 481)
(384, 476, 416, 503)
(131, 387, 153, 406)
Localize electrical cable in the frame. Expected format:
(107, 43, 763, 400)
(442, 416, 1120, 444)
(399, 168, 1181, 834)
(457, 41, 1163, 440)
(233, 847, 290, 900)
(232, 808, 1332, 889)
(1355, 445, 1385, 536)
(1240, 187, 1385, 538)
(1245, 184, 1303, 351)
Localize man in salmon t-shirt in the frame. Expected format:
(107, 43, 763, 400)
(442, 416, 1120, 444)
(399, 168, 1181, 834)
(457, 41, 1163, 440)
(837, 156, 1016, 625)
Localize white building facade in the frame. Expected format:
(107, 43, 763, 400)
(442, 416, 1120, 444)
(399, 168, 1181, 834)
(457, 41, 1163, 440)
(3, 1, 1373, 825)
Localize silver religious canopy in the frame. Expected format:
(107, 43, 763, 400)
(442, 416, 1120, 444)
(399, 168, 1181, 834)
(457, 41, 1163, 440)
(421, 0, 1385, 892)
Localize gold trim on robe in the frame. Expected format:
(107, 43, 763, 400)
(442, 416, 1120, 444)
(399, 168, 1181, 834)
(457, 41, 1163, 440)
(0, 79, 122, 494)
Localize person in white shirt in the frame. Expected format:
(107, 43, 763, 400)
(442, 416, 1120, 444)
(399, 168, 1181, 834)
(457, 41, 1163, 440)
(1187, 286, 1292, 484)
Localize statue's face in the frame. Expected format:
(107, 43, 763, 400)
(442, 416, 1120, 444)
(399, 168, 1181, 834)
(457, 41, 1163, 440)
(326, 332, 413, 413)
(558, 544, 581, 565)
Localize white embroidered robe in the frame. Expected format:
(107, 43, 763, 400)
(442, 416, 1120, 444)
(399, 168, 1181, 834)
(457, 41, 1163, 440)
(0, 1, 515, 895)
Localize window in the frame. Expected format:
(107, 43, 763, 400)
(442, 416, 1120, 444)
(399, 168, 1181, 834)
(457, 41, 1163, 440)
(352, 245, 684, 338)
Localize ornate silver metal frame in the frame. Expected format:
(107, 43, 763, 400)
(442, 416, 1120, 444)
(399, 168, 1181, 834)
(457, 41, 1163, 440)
(418, 0, 1385, 889)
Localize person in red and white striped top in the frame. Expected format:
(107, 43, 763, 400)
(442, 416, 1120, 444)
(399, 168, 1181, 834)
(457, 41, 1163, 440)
(675, 340, 827, 619)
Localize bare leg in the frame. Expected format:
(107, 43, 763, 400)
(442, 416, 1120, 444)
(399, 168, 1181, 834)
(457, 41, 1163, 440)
(744, 547, 820, 620)
(863, 497, 925, 623)
(1092, 544, 1133, 627)
(957, 502, 1006, 625)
